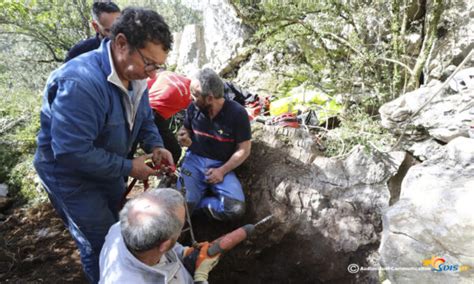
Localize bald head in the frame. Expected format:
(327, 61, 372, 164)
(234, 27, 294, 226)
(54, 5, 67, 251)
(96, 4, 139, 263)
(120, 188, 185, 253)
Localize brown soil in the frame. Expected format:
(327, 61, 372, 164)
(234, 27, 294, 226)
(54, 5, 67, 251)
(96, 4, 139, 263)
(0, 202, 87, 283)
(0, 179, 154, 284)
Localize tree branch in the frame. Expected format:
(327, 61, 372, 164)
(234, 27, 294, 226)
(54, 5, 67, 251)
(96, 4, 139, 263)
(73, 0, 91, 37)
(377, 57, 414, 75)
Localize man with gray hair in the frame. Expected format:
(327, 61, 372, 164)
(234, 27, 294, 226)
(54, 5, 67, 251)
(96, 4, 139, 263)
(177, 68, 252, 221)
(99, 188, 220, 283)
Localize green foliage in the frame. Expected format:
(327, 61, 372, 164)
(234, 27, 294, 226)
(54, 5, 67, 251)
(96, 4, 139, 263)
(232, 0, 432, 107)
(116, 0, 202, 33)
(277, 65, 312, 96)
(0, 87, 43, 202)
(0, 0, 91, 62)
(230, 0, 443, 155)
(0, 0, 201, 91)
(0, 0, 91, 90)
(323, 108, 396, 157)
(9, 155, 46, 203)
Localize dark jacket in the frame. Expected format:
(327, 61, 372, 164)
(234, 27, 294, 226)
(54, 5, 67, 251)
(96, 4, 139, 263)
(64, 34, 102, 62)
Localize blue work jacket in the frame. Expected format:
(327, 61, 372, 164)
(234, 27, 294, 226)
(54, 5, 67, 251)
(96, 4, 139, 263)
(34, 40, 163, 193)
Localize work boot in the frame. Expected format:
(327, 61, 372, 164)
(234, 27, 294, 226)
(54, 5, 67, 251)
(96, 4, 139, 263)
(204, 197, 245, 221)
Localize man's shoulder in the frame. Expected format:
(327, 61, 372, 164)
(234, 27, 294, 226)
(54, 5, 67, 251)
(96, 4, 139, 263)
(225, 99, 248, 117)
(102, 222, 121, 245)
(65, 36, 101, 62)
(53, 54, 104, 84)
(73, 36, 101, 50)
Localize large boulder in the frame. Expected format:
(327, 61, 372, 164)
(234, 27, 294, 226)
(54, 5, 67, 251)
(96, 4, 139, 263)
(379, 75, 474, 143)
(408, 138, 444, 161)
(201, 0, 252, 74)
(232, 52, 283, 96)
(169, 0, 252, 75)
(175, 25, 207, 76)
(379, 137, 474, 283)
(209, 125, 405, 283)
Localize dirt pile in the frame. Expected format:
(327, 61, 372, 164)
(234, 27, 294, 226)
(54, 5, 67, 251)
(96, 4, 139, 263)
(0, 202, 86, 283)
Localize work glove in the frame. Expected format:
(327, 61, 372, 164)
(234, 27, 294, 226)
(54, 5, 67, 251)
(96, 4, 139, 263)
(182, 242, 220, 282)
(182, 243, 202, 275)
(193, 242, 220, 282)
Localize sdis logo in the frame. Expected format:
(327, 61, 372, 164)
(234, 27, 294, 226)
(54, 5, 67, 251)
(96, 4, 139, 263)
(422, 256, 471, 272)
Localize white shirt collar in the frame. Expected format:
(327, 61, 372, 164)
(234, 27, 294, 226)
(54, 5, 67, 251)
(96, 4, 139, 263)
(106, 41, 147, 97)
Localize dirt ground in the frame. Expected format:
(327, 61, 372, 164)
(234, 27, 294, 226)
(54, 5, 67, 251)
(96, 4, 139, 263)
(0, 179, 153, 284)
(0, 202, 87, 283)
(0, 198, 252, 284)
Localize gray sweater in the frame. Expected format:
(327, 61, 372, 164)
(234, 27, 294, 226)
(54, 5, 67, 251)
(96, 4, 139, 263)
(99, 223, 194, 284)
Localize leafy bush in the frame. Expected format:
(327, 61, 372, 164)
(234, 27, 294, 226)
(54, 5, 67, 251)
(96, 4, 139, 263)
(0, 87, 44, 202)
(230, 0, 443, 155)
(323, 108, 396, 157)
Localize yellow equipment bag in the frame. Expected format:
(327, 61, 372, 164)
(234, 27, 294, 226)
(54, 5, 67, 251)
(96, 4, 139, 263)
(269, 97, 294, 116)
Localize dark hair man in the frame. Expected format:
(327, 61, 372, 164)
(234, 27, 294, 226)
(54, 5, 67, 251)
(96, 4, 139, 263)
(99, 188, 220, 283)
(177, 68, 252, 221)
(64, 1, 121, 62)
(34, 8, 174, 283)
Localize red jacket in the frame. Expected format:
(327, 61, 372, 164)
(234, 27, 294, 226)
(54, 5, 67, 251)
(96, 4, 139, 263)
(147, 71, 192, 119)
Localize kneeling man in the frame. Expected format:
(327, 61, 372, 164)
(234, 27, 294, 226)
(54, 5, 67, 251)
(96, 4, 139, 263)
(178, 68, 251, 221)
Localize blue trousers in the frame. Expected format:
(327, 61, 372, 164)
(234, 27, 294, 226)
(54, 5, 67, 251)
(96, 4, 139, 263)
(177, 151, 245, 221)
(36, 168, 124, 284)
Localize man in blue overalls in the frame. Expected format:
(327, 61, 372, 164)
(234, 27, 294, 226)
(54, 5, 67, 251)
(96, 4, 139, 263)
(34, 8, 174, 283)
(177, 68, 251, 221)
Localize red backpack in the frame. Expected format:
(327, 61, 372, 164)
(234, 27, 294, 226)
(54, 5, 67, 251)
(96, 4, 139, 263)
(147, 71, 192, 119)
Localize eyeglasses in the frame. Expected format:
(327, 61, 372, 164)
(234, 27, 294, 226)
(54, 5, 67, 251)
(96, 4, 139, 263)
(136, 48, 166, 73)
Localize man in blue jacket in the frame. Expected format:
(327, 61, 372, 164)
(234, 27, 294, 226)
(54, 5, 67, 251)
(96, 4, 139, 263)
(34, 8, 173, 283)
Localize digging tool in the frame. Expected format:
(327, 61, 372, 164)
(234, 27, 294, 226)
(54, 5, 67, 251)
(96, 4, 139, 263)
(207, 214, 273, 256)
(176, 169, 198, 248)
(183, 214, 274, 275)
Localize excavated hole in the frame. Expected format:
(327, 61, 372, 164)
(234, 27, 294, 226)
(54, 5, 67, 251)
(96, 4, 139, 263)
(179, 137, 381, 284)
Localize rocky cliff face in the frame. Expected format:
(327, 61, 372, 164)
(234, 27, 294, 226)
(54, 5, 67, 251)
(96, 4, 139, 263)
(171, 1, 474, 283)
(378, 68, 474, 283)
(168, 0, 251, 76)
(379, 69, 474, 144)
(208, 125, 405, 283)
(379, 137, 474, 284)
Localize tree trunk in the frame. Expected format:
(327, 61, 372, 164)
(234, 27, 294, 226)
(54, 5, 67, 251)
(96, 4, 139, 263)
(407, 0, 443, 90)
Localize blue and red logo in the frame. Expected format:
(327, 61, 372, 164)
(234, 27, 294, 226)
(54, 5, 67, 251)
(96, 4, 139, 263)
(422, 256, 470, 272)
